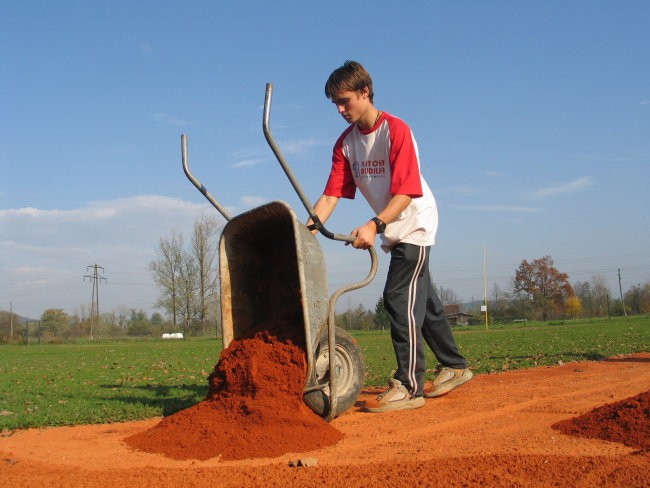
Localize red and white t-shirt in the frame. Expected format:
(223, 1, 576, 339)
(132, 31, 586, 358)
(324, 112, 439, 251)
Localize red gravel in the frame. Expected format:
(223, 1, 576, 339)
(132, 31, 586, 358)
(553, 390, 649, 451)
(2, 353, 649, 487)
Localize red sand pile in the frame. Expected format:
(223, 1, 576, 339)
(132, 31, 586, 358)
(125, 331, 342, 461)
(552, 390, 649, 451)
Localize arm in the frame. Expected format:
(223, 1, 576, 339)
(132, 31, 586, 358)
(351, 194, 412, 249)
(307, 194, 340, 234)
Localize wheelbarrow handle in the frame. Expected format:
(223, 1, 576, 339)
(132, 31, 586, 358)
(181, 134, 233, 222)
(263, 83, 354, 244)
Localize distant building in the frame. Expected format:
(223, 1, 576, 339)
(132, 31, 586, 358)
(443, 304, 478, 326)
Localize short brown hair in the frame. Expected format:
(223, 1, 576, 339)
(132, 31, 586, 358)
(325, 60, 374, 103)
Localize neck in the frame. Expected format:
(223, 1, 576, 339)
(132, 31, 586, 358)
(357, 107, 381, 131)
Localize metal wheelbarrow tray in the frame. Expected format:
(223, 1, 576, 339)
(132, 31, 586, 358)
(181, 84, 377, 419)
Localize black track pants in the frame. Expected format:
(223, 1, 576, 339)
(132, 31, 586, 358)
(383, 243, 468, 396)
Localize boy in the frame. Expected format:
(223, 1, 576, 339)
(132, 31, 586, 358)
(309, 60, 472, 413)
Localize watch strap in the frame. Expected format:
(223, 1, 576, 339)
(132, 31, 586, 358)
(371, 217, 386, 234)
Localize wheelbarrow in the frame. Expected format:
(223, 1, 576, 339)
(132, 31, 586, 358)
(181, 83, 377, 420)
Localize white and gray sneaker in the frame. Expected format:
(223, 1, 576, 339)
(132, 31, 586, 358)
(364, 378, 425, 413)
(423, 367, 473, 398)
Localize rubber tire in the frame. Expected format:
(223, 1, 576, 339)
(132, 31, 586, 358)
(303, 327, 365, 419)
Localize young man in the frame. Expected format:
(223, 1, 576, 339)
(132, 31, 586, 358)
(310, 60, 472, 413)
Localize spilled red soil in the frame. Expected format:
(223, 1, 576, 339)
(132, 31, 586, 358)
(125, 332, 342, 460)
(1, 353, 649, 487)
(553, 390, 649, 451)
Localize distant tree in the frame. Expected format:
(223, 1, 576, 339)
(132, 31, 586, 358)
(337, 304, 376, 331)
(149, 231, 184, 329)
(114, 305, 130, 329)
(439, 286, 462, 306)
(356, 304, 375, 331)
(0, 310, 20, 343)
(591, 274, 611, 317)
(127, 309, 152, 337)
(573, 281, 594, 316)
(177, 249, 199, 337)
(41, 309, 69, 335)
(489, 283, 513, 322)
(513, 256, 574, 321)
(150, 312, 165, 326)
(191, 215, 221, 335)
(572, 274, 612, 318)
(374, 297, 390, 330)
(624, 282, 650, 315)
(72, 303, 91, 338)
(565, 296, 583, 319)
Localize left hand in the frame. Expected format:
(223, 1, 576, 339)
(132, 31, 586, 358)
(350, 221, 377, 249)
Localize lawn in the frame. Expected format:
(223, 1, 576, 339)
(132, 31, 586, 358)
(1, 315, 647, 430)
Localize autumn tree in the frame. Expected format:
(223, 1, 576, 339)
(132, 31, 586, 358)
(565, 296, 583, 319)
(513, 255, 574, 320)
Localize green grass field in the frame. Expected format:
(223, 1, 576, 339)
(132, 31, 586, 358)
(1, 316, 647, 430)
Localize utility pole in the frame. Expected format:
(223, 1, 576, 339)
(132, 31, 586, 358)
(9, 302, 13, 339)
(618, 268, 627, 317)
(84, 264, 107, 340)
(482, 247, 488, 330)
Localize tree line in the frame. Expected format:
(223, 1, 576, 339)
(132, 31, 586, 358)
(487, 255, 650, 322)
(2, 246, 648, 344)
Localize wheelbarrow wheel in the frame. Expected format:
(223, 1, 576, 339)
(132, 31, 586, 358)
(303, 327, 364, 419)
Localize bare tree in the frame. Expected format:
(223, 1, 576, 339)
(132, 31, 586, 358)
(439, 286, 462, 306)
(572, 280, 594, 315)
(177, 248, 199, 337)
(191, 215, 221, 335)
(113, 305, 130, 329)
(149, 231, 184, 329)
(591, 274, 610, 317)
(573, 274, 610, 317)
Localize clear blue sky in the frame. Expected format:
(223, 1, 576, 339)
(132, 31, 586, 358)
(1, 1, 649, 320)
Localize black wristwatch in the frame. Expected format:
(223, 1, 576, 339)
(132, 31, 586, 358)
(371, 217, 386, 234)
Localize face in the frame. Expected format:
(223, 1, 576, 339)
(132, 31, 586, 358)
(331, 88, 370, 124)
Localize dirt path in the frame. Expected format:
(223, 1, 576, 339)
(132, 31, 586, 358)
(1, 353, 648, 487)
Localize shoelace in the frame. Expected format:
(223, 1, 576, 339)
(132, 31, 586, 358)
(376, 386, 394, 400)
(376, 380, 403, 400)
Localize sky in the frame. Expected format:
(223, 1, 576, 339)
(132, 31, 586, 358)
(1, 1, 649, 321)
